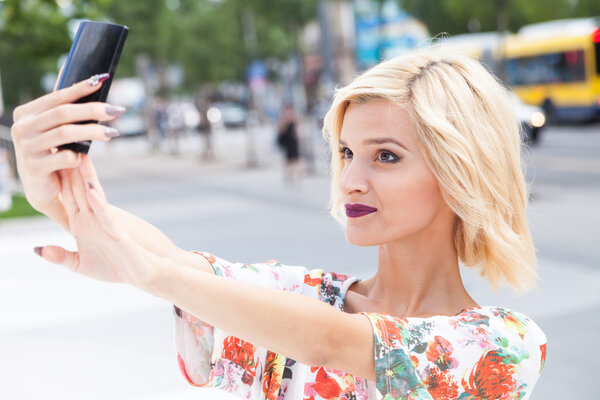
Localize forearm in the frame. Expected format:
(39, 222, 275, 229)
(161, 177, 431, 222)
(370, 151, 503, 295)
(110, 205, 208, 271)
(150, 258, 334, 366)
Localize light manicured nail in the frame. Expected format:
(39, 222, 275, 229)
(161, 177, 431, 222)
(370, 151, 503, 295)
(88, 73, 110, 86)
(106, 105, 126, 116)
(33, 247, 43, 257)
(105, 127, 120, 138)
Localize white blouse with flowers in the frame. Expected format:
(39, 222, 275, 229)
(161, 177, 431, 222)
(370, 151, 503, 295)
(173, 253, 547, 400)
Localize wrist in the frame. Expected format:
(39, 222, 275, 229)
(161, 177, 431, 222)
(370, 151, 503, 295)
(39, 200, 70, 231)
(136, 250, 173, 295)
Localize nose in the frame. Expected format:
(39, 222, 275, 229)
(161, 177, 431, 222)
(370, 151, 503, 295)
(339, 158, 369, 196)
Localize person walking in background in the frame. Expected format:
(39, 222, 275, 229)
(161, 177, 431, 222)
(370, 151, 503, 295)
(11, 50, 547, 399)
(277, 103, 303, 187)
(197, 98, 215, 162)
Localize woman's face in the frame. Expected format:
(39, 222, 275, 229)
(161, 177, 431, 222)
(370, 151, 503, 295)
(339, 101, 452, 247)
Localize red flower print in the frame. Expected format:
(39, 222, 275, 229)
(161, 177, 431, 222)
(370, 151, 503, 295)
(539, 343, 547, 374)
(304, 274, 322, 287)
(177, 353, 211, 387)
(304, 367, 342, 399)
(371, 314, 406, 347)
(461, 350, 516, 400)
(424, 366, 459, 399)
(426, 336, 458, 371)
(410, 355, 419, 368)
(195, 251, 216, 265)
(221, 336, 258, 377)
(262, 351, 283, 400)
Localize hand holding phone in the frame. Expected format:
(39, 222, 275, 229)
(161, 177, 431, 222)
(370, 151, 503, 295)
(56, 20, 129, 153)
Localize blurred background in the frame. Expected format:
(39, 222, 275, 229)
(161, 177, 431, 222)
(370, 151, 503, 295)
(0, 0, 599, 399)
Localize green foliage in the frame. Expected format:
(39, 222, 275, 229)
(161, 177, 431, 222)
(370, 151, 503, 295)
(0, 0, 318, 110)
(0, 194, 42, 220)
(2, 0, 596, 111)
(400, 0, 600, 36)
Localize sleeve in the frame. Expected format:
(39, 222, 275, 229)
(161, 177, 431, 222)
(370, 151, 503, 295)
(511, 313, 548, 399)
(359, 309, 548, 400)
(173, 252, 310, 399)
(358, 312, 431, 400)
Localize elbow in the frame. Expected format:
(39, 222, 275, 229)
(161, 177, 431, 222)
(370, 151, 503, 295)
(309, 320, 338, 368)
(309, 343, 329, 368)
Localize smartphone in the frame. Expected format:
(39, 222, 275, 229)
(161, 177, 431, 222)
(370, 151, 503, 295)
(56, 20, 129, 154)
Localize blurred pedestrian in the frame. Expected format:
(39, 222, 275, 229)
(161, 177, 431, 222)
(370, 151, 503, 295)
(277, 104, 303, 186)
(12, 50, 547, 400)
(197, 99, 215, 162)
(154, 97, 168, 142)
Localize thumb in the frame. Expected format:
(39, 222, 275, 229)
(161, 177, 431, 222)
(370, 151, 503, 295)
(34, 246, 80, 272)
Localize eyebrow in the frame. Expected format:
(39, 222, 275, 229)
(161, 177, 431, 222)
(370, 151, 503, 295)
(339, 137, 409, 151)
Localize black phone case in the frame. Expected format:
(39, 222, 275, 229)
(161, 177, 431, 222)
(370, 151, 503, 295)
(56, 20, 128, 153)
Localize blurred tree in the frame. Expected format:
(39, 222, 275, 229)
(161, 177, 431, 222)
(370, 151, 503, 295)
(0, 0, 109, 109)
(400, 0, 600, 36)
(1, 0, 598, 112)
(0, 0, 318, 111)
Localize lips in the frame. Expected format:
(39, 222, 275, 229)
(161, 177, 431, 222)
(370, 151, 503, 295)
(345, 203, 377, 218)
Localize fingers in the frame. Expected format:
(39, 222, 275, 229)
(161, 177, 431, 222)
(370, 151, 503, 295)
(14, 74, 109, 122)
(27, 102, 125, 134)
(87, 183, 125, 241)
(34, 246, 80, 273)
(22, 149, 81, 179)
(71, 165, 91, 214)
(53, 63, 65, 92)
(24, 123, 119, 153)
(79, 154, 106, 200)
(59, 169, 78, 216)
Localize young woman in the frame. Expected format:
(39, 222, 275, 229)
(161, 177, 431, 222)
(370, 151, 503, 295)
(11, 50, 546, 399)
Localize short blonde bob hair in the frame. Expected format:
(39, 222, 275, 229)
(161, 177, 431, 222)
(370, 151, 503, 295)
(322, 50, 536, 293)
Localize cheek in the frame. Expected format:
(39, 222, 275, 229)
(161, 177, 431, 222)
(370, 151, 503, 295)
(380, 166, 443, 224)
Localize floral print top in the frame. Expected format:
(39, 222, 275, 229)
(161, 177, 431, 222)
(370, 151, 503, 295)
(173, 253, 547, 400)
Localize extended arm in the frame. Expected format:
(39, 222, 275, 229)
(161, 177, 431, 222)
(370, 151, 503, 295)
(35, 162, 374, 381)
(152, 256, 374, 378)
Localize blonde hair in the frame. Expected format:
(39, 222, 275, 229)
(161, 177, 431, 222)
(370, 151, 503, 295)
(322, 50, 536, 293)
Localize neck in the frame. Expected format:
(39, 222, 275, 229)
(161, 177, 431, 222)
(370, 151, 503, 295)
(363, 234, 476, 318)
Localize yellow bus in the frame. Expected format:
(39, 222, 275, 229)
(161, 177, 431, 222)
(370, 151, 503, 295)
(504, 17, 600, 122)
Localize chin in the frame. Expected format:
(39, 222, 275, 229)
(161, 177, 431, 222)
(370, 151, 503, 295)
(345, 230, 380, 247)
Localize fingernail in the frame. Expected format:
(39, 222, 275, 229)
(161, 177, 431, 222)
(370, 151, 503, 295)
(106, 105, 126, 116)
(88, 181, 95, 190)
(104, 127, 120, 138)
(88, 73, 110, 86)
(33, 247, 43, 257)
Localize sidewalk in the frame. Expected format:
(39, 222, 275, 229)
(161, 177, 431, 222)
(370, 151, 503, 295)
(1, 127, 599, 399)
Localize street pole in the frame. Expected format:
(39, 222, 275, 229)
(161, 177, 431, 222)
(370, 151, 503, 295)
(318, 0, 336, 92)
(496, 0, 509, 84)
(242, 8, 259, 168)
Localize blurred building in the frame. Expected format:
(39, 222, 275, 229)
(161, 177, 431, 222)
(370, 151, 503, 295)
(300, 0, 429, 113)
(353, 0, 429, 71)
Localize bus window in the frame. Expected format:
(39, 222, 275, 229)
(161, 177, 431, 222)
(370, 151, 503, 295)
(506, 50, 586, 86)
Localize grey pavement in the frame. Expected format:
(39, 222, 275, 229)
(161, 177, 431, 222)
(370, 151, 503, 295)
(1, 123, 599, 399)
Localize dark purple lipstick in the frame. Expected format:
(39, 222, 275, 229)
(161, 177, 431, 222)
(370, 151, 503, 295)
(345, 203, 377, 218)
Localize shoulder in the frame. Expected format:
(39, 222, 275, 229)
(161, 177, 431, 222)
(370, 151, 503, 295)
(474, 306, 547, 370)
(359, 306, 547, 398)
(460, 306, 547, 353)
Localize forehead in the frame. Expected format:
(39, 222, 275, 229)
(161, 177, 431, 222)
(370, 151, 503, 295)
(339, 101, 416, 146)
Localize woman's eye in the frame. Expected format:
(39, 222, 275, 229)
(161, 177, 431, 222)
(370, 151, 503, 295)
(339, 147, 353, 159)
(378, 151, 399, 163)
